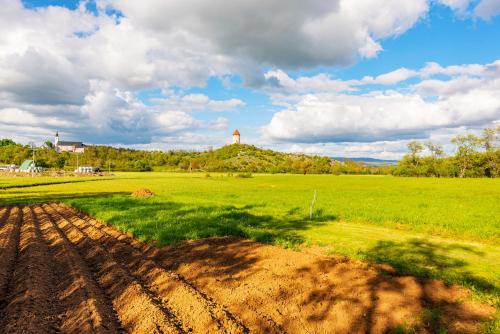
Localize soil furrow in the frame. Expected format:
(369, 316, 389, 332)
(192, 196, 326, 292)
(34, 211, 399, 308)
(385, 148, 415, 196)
(0, 206, 62, 334)
(33, 205, 123, 334)
(0, 203, 494, 333)
(65, 204, 285, 334)
(55, 203, 248, 334)
(0, 206, 9, 226)
(0, 207, 19, 308)
(41, 204, 184, 334)
(68, 205, 249, 329)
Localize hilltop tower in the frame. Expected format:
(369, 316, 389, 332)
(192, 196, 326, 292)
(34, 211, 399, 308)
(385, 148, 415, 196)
(232, 129, 241, 144)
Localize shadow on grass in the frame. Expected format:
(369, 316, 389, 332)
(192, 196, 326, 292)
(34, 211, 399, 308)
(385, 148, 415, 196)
(148, 231, 496, 333)
(360, 238, 498, 297)
(0, 177, 117, 190)
(0, 192, 130, 206)
(63, 195, 335, 247)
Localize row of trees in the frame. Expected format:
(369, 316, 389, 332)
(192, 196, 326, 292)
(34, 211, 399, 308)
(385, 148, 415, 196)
(1, 126, 498, 177)
(0, 142, 194, 172)
(394, 127, 499, 177)
(0, 140, 388, 175)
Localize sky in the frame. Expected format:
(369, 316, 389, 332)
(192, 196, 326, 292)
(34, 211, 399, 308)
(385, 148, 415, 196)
(1, 0, 499, 159)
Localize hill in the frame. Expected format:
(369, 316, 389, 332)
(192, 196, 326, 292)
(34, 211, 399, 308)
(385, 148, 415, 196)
(0, 141, 392, 175)
(192, 144, 334, 173)
(332, 157, 398, 166)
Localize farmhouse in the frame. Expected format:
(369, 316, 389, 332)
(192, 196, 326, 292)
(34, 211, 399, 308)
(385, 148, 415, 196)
(75, 166, 96, 173)
(54, 132, 85, 153)
(0, 164, 16, 172)
(18, 160, 41, 173)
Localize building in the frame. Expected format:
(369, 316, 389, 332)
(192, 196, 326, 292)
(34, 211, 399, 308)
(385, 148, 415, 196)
(19, 160, 41, 173)
(0, 164, 16, 172)
(232, 129, 241, 144)
(75, 166, 96, 173)
(55, 132, 85, 153)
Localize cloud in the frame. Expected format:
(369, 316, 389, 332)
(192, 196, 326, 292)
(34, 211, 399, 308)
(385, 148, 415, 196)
(435, 0, 472, 12)
(433, 0, 500, 18)
(412, 76, 482, 96)
(103, 0, 434, 70)
(363, 68, 419, 85)
(0, 1, 246, 145)
(147, 92, 245, 115)
(171, 94, 245, 112)
(0, 80, 236, 145)
(264, 70, 356, 94)
(210, 117, 229, 130)
(155, 111, 200, 133)
(263, 61, 500, 143)
(0, 0, 233, 97)
(0, 48, 89, 105)
(475, 0, 500, 19)
(0, 0, 499, 150)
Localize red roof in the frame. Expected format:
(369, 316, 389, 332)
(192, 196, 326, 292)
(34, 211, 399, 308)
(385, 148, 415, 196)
(233, 129, 240, 136)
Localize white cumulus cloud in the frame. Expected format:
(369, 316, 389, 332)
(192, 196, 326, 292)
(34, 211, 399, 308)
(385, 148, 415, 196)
(263, 61, 500, 143)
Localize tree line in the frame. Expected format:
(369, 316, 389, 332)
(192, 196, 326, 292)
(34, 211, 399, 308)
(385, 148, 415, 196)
(0, 126, 498, 177)
(393, 126, 499, 177)
(0, 140, 389, 175)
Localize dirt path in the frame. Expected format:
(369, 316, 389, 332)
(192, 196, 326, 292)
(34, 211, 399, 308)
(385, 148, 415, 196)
(0, 204, 495, 333)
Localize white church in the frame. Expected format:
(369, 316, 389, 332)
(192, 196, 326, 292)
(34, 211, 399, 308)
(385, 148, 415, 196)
(54, 132, 85, 153)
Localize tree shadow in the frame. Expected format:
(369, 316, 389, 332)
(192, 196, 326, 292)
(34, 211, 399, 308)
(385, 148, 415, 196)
(360, 238, 497, 295)
(62, 195, 333, 248)
(145, 234, 496, 333)
(0, 192, 129, 206)
(0, 177, 116, 190)
(288, 256, 495, 333)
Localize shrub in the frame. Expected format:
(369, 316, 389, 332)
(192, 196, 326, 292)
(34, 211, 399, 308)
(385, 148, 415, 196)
(235, 172, 253, 178)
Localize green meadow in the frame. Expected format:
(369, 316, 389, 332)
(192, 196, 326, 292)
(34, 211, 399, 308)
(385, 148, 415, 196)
(1, 173, 499, 305)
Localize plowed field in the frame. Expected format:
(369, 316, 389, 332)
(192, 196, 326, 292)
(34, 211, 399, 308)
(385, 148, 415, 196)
(0, 204, 495, 333)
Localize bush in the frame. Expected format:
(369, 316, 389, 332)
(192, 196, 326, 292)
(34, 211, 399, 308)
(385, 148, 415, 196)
(235, 172, 253, 178)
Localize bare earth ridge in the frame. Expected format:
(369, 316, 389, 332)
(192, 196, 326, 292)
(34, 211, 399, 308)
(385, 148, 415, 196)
(0, 204, 495, 333)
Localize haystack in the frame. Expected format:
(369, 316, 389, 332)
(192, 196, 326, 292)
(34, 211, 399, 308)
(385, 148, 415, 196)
(131, 188, 154, 198)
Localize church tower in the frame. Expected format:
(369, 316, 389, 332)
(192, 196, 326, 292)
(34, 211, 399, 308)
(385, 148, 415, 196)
(232, 129, 240, 144)
(55, 131, 59, 147)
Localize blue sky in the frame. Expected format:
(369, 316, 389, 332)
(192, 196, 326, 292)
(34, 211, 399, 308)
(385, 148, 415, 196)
(1, 0, 499, 158)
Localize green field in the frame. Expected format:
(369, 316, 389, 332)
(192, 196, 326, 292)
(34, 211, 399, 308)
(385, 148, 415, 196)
(1, 173, 499, 306)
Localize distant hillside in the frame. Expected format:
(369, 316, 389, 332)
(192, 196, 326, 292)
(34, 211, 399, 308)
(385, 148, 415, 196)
(189, 144, 334, 174)
(332, 157, 398, 166)
(3, 125, 497, 177)
(0, 140, 391, 175)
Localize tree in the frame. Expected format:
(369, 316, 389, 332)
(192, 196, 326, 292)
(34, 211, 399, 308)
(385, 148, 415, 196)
(482, 127, 499, 151)
(56, 156, 66, 169)
(424, 141, 445, 177)
(0, 139, 16, 147)
(451, 134, 481, 177)
(481, 127, 500, 177)
(407, 141, 424, 162)
(405, 141, 424, 175)
(425, 141, 444, 158)
(44, 140, 54, 149)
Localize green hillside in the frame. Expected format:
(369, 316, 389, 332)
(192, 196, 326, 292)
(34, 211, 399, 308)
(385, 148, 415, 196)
(0, 140, 387, 175)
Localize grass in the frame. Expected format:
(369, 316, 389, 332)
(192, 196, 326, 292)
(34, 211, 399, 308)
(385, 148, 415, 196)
(1, 173, 499, 310)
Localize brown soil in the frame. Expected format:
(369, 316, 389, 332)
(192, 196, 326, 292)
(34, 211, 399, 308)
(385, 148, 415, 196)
(0, 204, 495, 333)
(131, 188, 155, 198)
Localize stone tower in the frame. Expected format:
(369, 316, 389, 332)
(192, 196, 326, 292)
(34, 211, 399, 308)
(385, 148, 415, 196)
(232, 129, 240, 144)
